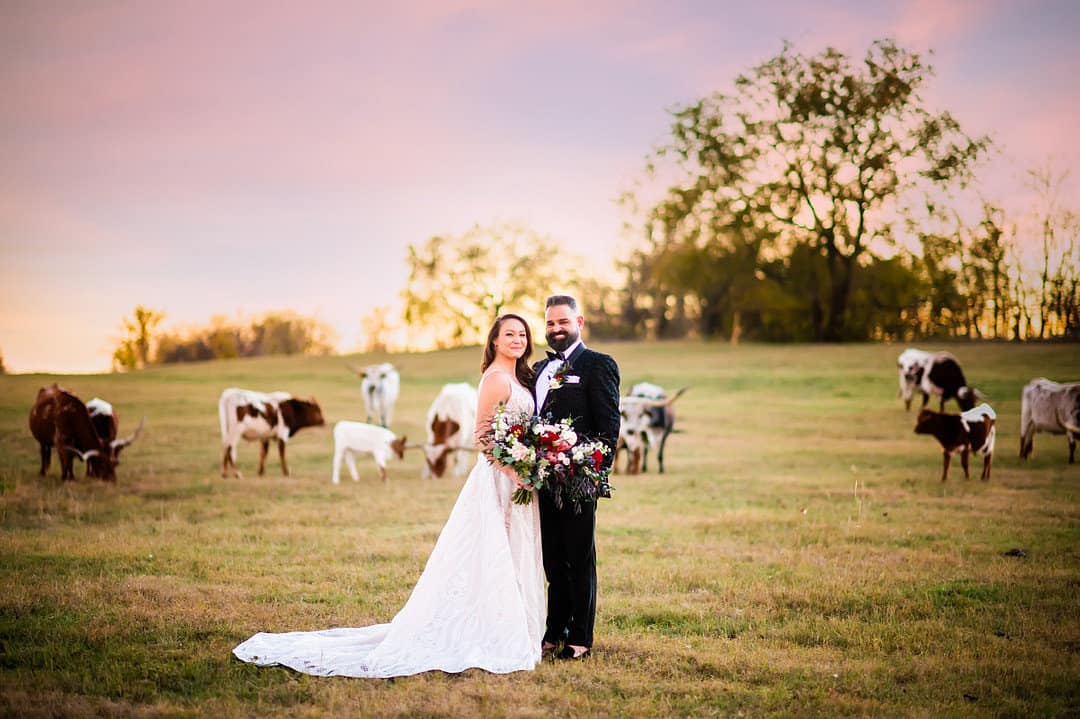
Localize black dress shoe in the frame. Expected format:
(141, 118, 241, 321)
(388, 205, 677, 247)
(556, 645, 590, 660)
(541, 643, 559, 660)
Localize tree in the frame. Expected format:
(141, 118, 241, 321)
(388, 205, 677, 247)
(402, 223, 580, 348)
(643, 39, 989, 340)
(112, 306, 165, 371)
(0, 348, 6, 374)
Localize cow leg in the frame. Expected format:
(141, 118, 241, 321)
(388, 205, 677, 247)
(59, 448, 74, 481)
(1069, 434, 1076, 464)
(941, 452, 951, 482)
(960, 447, 970, 479)
(221, 444, 232, 478)
(257, 440, 269, 476)
(345, 451, 361, 482)
(921, 392, 930, 409)
(657, 429, 672, 474)
(981, 453, 992, 481)
(278, 440, 289, 476)
(939, 396, 946, 412)
(38, 443, 51, 476)
(640, 434, 650, 473)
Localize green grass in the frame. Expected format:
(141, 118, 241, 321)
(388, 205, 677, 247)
(1, 341, 1078, 718)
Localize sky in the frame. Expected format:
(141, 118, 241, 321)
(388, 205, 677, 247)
(2, 0, 1078, 373)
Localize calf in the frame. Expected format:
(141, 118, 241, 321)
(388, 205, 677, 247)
(28, 385, 142, 481)
(1019, 378, 1080, 463)
(332, 421, 408, 483)
(919, 352, 984, 411)
(422, 382, 477, 479)
(914, 403, 997, 481)
(617, 383, 688, 475)
(346, 362, 400, 428)
(896, 348, 933, 411)
(219, 388, 325, 478)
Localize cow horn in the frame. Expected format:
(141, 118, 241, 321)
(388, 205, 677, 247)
(111, 416, 146, 449)
(403, 442, 425, 450)
(60, 445, 100, 461)
(973, 388, 989, 401)
(1057, 408, 1080, 435)
(345, 363, 368, 377)
(628, 386, 691, 408)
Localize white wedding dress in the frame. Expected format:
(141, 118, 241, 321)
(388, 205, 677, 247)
(233, 376, 544, 677)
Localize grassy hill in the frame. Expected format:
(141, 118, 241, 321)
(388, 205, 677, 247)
(1, 341, 1078, 717)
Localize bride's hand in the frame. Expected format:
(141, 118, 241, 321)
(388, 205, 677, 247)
(502, 465, 527, 490)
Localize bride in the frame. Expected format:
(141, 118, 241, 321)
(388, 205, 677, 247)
(233, 313, 545, 677)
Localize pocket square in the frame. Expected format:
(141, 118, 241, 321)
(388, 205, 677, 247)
(565, 375, 581, 384)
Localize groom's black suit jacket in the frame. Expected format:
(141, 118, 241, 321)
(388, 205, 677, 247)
(533, 343, 621, 474)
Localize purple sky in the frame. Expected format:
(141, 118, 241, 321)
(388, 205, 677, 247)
(2, 0, 1078, 372)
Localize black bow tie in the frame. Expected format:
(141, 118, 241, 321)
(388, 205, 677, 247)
(546, 350, 566, 362)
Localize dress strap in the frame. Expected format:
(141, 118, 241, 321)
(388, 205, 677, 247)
(480, 369, 515, 397)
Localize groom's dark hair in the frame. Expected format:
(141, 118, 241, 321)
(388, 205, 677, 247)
(545, 295, 578, 312)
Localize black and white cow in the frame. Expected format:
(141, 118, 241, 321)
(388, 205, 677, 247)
(918, 352, 984, 412)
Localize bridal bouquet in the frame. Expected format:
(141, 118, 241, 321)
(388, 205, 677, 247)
(484, 402, 613, 510)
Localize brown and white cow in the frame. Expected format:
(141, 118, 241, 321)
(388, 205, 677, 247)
(1019, 378, 1080, 463)
(28, 385, 143, 481)
(421, 383, 477, 479)
(914, 403, 997, 482)
(218, 388, 325, 478)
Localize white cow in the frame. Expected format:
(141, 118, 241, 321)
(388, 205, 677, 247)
(897, 348, 933, 411)
(347, 362, 400, 428)
(1020, 378, 1080, 463)
(332, 421, 408, 483)
(422, 382, 477, 479)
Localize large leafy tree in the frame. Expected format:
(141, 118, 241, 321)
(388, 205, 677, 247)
(402, 224, 574, 348)
(647, 39, 989, 340)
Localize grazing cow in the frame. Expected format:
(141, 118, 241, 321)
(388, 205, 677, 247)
(897, 348, 933, 411)
(422, 383, 477, 479)
(617, 383, 688, 475)
(84, 398, 144, 478)
(28, 385, 143, 481)
(914, 403, 997, 481)
(219, 388, 325, 478)
(1019, 378, 1080, 463)
(332, 421, 408, 483)
(919, 352, 984, 411)
(346, 362, 400, 428)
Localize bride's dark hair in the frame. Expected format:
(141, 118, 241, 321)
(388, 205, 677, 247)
(481, 313, 535, 388)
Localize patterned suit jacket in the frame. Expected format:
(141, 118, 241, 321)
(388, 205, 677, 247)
(533, 343, 621, 473)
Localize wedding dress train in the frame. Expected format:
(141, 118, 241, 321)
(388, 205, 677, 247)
(233, 380, 544, 678)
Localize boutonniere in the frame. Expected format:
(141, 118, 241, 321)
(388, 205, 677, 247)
(549, 362, 577, 391)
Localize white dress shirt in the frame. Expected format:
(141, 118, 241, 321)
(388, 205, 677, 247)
(535, 338, 582, 411)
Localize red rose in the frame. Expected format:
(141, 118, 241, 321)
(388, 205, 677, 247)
(591, 449, 604, 467)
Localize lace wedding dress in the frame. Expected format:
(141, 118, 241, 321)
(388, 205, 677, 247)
(233, 375, 544, 677)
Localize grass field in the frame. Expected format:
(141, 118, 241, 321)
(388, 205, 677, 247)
(1, 340, 1078, 718)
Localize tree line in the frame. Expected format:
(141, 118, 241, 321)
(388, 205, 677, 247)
(112, 38, 1076, 369)
(112, 307, 334, 371)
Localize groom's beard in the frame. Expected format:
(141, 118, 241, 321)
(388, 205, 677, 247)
(546, 328, 579, 352)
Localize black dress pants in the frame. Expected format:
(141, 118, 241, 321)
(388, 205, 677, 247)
(538, 490, 596, 647)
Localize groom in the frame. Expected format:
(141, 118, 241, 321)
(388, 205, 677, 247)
(533, 294, 621, 660)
